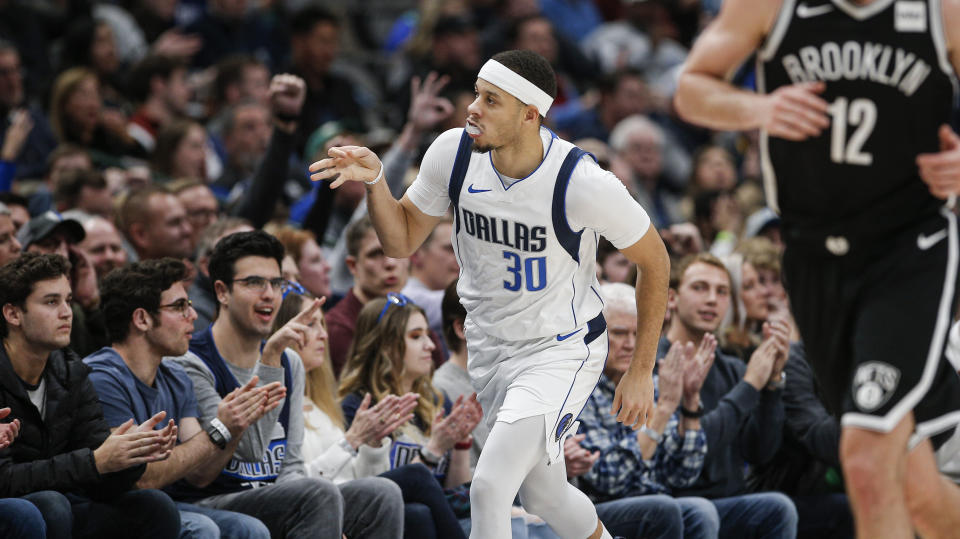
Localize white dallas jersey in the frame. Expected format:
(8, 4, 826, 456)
(407, 127, 650, 341)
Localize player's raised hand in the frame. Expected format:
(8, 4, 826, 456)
(759, 81, 830, 141)
(611, 366, 655, 430)
(917, 124, 960, 201)
(309, 146, 383, 189)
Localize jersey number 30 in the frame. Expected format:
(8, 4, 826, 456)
(503, 251, 547, 292)
(828, 97, 877, 166)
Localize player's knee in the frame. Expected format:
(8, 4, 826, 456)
(470, 468, 505, 507)
(840, 429, 904, 495)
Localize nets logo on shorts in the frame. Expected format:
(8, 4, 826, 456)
(852, 361, 901, 412)
(555, 413, 574, 442)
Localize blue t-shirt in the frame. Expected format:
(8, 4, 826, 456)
(84, 347, 199, 428)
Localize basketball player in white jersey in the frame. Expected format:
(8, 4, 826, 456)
(310, 50, 669, 539)
(675, 0, 960, 537)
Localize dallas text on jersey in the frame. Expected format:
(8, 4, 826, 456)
(460, 208, 547, 253)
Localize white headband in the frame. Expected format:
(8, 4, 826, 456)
(477, 59, 554, 117)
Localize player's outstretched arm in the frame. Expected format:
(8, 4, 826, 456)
(611, 226, 670, 430)
(674, 0, 830, 140)
(309, 145, 441, 257)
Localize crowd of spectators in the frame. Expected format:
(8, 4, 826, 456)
(2, 0, 955, 537)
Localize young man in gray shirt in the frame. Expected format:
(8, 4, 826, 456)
(172, 230, 403, 538)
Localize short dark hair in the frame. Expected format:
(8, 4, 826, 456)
(291, 6, 339, 36)
(0, 192, 28, 211)
(441, 278, 465, 349)
(208, 230, 285, 287)
(53, 168, 107, 208)
(598, 68, 644, 97)
(490, 50, 557, 101)
(100, 258, 187, 343)
(345, 215, 375, 258)
(212, 55, 264, 107)
(127, 55, 185, 103)
(0, 253, 70, 338)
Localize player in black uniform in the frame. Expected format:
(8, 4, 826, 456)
(675, 0, 960, 537)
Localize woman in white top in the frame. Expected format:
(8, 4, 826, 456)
(273, 287, 469, 539)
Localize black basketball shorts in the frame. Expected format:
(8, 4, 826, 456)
(783, 208, 960, 445)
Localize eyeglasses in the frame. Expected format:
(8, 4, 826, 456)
(377, 292, 415, 322)
(233, 275, 287, 293)
(158, 298, 194, 318)
(282, 280, 306, 300)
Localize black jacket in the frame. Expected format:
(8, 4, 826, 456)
(0, 344, 144, 499)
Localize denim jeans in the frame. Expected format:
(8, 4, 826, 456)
(380, 463, 467, 539)
(177, 501, 271, 539)
(0, 497, 46, 539)
(193, 476, 404, 539)
(793, 493, 853, 539)
(66, 489, 181, 539)
(713, 492, 798, 539)
(595, 494, 720, 539)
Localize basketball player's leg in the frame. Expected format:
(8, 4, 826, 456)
(904, 436, 960, 538)
(517, 446, 608, 539)
(839, 414, 913, 539)
(471, 415, 605, 539)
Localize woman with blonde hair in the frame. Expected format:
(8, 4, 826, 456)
(339, 293, 482, 536)
(274, 288, 469, 539)
(49, 67, 142, 160)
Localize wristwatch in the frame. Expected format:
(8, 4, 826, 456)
(680, 403, 705, 418)
(205, 418, 231, 450)
(418, 447, 442, 466)
(766, 371, 787, 391)
(206, 423, 227, 450)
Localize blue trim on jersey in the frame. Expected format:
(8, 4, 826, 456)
(448, 130, 475, 235)
(552, 147, 595, 263)
(591, 285, 603, 305)
(569, 277, 578, 326)
(489, 129, 558, 191)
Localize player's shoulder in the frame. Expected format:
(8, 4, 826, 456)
(429, 127, 468, 152)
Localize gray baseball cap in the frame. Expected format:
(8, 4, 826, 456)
(17, 211, 86, 251)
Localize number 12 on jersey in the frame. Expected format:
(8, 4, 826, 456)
(828, 97, 877, 166)
(503, 251, 547, 292)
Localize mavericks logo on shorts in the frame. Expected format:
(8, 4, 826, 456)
(555, 413, 574, 442)
(852, 361, 901, 412)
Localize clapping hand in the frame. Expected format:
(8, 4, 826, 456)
(563, 433, 599, 479)
(427, 394, 483, 453)
(657, 341, 687, 413)
(0, 408, 21, 450)
(345, 393, 419, 449)
(682, 333, 716, 405)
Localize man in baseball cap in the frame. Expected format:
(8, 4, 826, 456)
(16, 211, 85, 258)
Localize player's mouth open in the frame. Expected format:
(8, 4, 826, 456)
(466, 121, 482, 138)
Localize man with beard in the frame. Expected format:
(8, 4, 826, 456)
(86, 258, 270, 538)
(0, 253, 180, 539)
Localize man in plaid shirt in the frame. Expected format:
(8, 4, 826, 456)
(574, 282, 718, 538)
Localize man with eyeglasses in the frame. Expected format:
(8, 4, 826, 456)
(172, 230, 404, 538)
(85, 258, 271, 539)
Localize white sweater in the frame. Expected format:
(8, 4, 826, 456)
(301, 397, 391, 484)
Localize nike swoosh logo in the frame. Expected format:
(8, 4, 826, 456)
(557, 329, 582, 341)
(467, 184, 491, 193)
(918, 229, 948, 251)
(796, 3, 834, 17)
